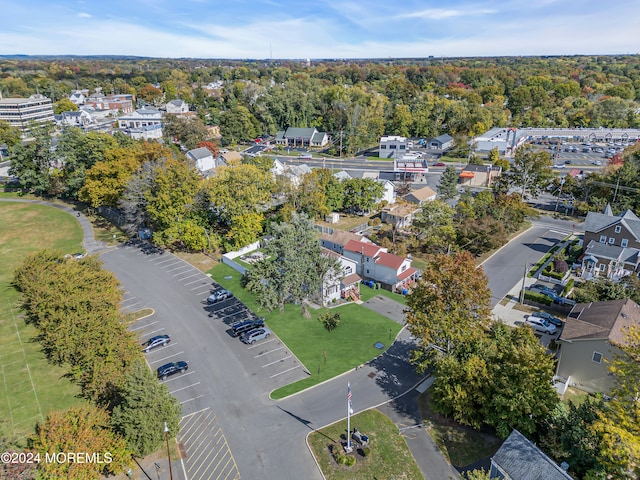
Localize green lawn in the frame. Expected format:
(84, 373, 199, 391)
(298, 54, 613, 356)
(0, 202, 83, 440)
(358, 284, 408, 305)
(308, 408, 424, 480)
(208, 263, 403, 399)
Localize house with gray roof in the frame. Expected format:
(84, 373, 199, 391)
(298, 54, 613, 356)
(555, 298, 640, 393)
(274, 127, 329, 147)
(490, 429, 573, 480)
(166, 99, 189, 114)
(581, 205, 640, 280)
(187, 147, 221, 173)
(427, 134, 454, 151)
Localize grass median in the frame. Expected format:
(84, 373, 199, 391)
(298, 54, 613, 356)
(0, 202, 83, 440)
(208, 263, 403, 399)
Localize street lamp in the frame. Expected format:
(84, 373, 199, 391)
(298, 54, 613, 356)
(164, 422, 174, 480)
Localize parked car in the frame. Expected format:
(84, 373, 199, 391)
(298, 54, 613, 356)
(142, 334, 171, 353)
(432, 162, 446, 167)
(157, 361, 188, 380)
(530, 311, 563, 327)
(525, 317, 557, 335)
(528, 284, 558, 299)
(231, 318, 265, 337)
(207, 289, 233, 304)
(240, 327, 272, 344)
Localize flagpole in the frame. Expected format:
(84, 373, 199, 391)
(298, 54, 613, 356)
(347, 383, 352, 450)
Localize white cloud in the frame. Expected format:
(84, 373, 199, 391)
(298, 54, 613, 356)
(397, 8, 496, 20)
(77, 12, 91, 18)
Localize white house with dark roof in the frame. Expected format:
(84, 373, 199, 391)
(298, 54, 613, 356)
(490, 429, 572, 480)
(166, 99, 189, 114)
(555, 298, 640, 393)
(187, 147, 217, 172)
(342, 239, 416, 292)
(320, 248, 360, 304)
(69, 90, 87, 105)
(581, 205, 640, 280)
(274, 127, 329, 147)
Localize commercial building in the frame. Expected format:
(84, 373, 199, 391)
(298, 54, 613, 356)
(0, 94, 55, 132)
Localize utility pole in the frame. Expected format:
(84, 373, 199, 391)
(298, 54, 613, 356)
(520, 262, 528, 304)
(554, 177, 565, 212)
(339, 130, 343, 159)
(164, 422, 174, 480)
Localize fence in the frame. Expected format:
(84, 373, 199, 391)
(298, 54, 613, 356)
(220, 240, 261, 275)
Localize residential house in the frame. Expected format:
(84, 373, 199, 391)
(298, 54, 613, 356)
(220, 150, 242, 165)
(343, 239, 417, 292)
(128, 124, 163, 141)
(555, 298, 640, 393)
(379, 135, 407, 159)
(380, 202, 420, 229)
(427, 134, 454, 151)
(69, 90, 88, 105)
(458, 164, 502, 188)
(377, 179, 396, 205)
(271, 158, 312, 186)
(318, 229, 371, 255)
(274, 127, 329, 147)
(581, 205, 640, 280)
(166, 99, 189, 114)
(187, 147, 217, 172)
(118, 107, 163, 130)
(333, 170, 352, 182)
(57, 110, 93, 128)
(320, 248, 360, 304)
(403, 186, 437, 205)
(0, 94, 55, 133)
(490, 429, 572, 480)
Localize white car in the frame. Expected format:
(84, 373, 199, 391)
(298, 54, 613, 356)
(525, 316, 557, 335)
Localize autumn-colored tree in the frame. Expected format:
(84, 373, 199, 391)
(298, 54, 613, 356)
(137, 84, 163, 105)
(496, 144, 553, 198)
(405, 251, 491, 370)
(30, 404, 132, 479)
(196, 140, 220, 157)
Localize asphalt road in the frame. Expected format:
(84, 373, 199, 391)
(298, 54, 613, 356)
(481, 217, 582, 307)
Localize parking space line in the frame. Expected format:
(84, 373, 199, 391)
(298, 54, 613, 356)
(120, 296, 138, 303)
(181, 411, 216, 445)
(262, 355, 292, 368)
(154, 257, 177, 265)
(189, 435, 218, 471)
(176, 272, 200, 280)
(195, 289, 211, 296)
(161, 261, 183, 269)
(213, 453, 235, 480)
(269, 365, 300, 378)
(206, 448, 231, 480)
(180, 395, 205, 404)
(166, 264, 190, 273)
(170, 382, 200, 394)
(247, 338, 277, 349)
(181, 407, 210, 421)
(149, 255, 170, 262)
(192, 284, 211, 290)
(254, 346, 284, 358)
(180, 411, 209, 441)
(123, 302, 142, 310)
(186, 279, 208, 286)
(190, 432, 225, 478)
(143, 327, 166, 335)
(130, 321, 158, 331)
(148, 351, 185, 364)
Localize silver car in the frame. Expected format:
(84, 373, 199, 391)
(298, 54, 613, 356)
(525, 317, 557, 335)
(240, 327, 272, 344)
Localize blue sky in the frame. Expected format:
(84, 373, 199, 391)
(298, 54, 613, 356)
(0, 0, 638, 58)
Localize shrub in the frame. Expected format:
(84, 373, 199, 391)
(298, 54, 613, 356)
(359, 446, 371, 457)
(563, 278, 575, 297)
(333, 447, 357, 467)
(553, 258, 569, 273)
(318, 311, 341, 332)
(524, 290, 553, 305)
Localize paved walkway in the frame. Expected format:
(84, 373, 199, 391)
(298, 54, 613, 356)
(0, 198, 108, 254)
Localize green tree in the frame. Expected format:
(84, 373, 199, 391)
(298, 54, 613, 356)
(8, 123, 54, 195)
(410, 199, 456, 254)
(0, 119, 22, 148)
(342, 177, 384, 214)
(163, 114, 209, 150)
(405, 251, 491, 370)
(219, 105, 258, 144)
(438, 165, 458, 199)
(111, 358, 181, 457)
(388, 103, 412, 137)
(498, 144, 552, 198)
(30, 404, 132, 479)
(488, 147, 500, 164)
(244, 213, 340, 315)
(592, 325, 640, 478)
(319, 311, 341, 332)
(573, 278, 629, 303)
(53, 97, 78, 114)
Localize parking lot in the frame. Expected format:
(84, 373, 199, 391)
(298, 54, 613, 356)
(102, 240, 313, 478)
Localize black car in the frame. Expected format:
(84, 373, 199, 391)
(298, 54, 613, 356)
(231, 318, 265, 337)
(157, 361, 188, 380)
(142, 334, 171, 353)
